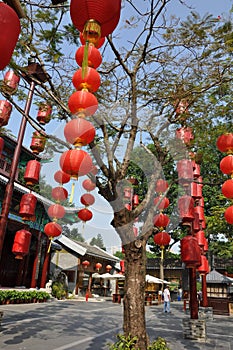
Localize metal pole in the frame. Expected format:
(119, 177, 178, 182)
(0, 81, 35, 260)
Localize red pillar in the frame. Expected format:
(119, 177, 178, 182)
(201, 273, 208, 307)
(31, 232, 42, 288)
(189, 267, 199, 319)
(40, 238, 50, 288)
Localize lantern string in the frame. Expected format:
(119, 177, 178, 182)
(82, 40, 89, 79)
(47, 238, 52, 253)
(69, 182, 75, 204)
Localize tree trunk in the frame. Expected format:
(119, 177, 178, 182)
(123, 239, 148, 350)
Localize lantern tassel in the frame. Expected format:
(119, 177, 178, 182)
(69, 182, 75, 203)
(47, 238, 52, 253)
(82, 40, 89, 79)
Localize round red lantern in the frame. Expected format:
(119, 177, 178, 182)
(82, 178, 96, 191)
(95, 262, 102, 271)
(197, 255, 209, 275)
(195, 230, 205, 247)
(180, 235, 201, 268)
(106, 264, 112, 272)
(70, 0, 121, 38)
(24, 160, 41, 186)
(80, 32, 105, 48)
(0, 3, 20, 70)
(153, 231, 171, 247)
(82, 260, 90, 268)
(178, 195, 195, 222)
(60, 149, 93, 179)
(36, 103, 52, 125)
(216, 133, 233, 153)
(224, 206, 233, 224)
(154, 196, 170, 210)
(80, 193, 95, 206)
(64, 118, 96, 147)
(75, 45, 102, 69)
(30, 131, 46, 154)
(51, 187, 68, 202)
(155, 179, 169, 193)
(3, 70, 20, 94)
(78, 208, 93, 222)
(176, 127, 194, 145)
(153, 213, 170, 229)
(54, 170, 71, 185)
(48, 204, 65, 220)
(12, 229, 31, 259)
(0, 100, 12, 127)
(220, 155, 233, 175)
(72, 67, 101, 92)
(222, 179, 233, 199)
(68, 90, 98, 117)
(19, 193, 37, 221)
(44, 222, 62, 238)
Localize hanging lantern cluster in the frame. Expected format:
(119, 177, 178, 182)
(217, 133, 233, 224)
(78, 178, 96, 223)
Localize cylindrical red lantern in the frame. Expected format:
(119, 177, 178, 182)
(180, 235, 201, 268)
(125, 203, 131, 210)
(68, 90, 98, 117)
(80, 193, 95, 206)
(193, 212, 200, 232)
(19, 193, 37, 221)
(51, 187, 68, 202)
(133, 194, 139, 207)
(224, 206, 233, 224)
(44, 222, 62, 238)
(197, 255, 209, 275)
(64, 118, 96, 147)
(70, 0, 121, 38)
(60, 149, 93, 179)
(176, 127, 194, 145)
(75, 45, 102, 69)
(120, 260, 125, 273)
(195, 230, 205, 247)
(54, 170, 71, 185)
(0, 137, 4, 155)
(0, 3, 20, 70)
(191, 182, 202, 199)
(194, 206, 205, 222)
(203, 237, 208, 252)
(220, 155, 233, 175)
(72, 67, 101, 92)
(0, 100, 12, 127)
(30, 131, 46, 154)
(153, 213, 170, 229)
(82, 178, 96, 191)
(24, 160, 41, 186)
(192, 162, 201, 178)
(3, 70, 20, 94)
(82, 260, 90, 268)
(78, 208, 93, 222)
(153, 231, 171, 247)
(216, 133, 233, 153)
(177, 159, 193, 183)
(124, 187, 132, 199)
(95, 262, 102, 271)
(178, 195, 195, 222)
(222, 179, 233, 199)
(36, 103, 52, 125)
(154, 196, 170, 210)
(155, 179, 169, 193)
(48, 204, 65, 220)
(12, 229, 31, 259)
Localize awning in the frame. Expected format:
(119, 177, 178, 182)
(55, 235, 86, 256)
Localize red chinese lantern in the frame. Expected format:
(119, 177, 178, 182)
(95, 262, 102, 271)
(180, 235, 201, 268)
(224, 206, 233, 224)
(80, 32, 105, 48)
(192, 162, 201, 178)
(0, 100, 12, 126)
(155, 179, 168, 193)
(191, 182, 202, 199)
(64, 118, 96, 147)
(178, 195, 195, 222)
(124, 187, 132, 199)
(78, 208, 93, 222)
(3, 70, 20, 94)
(195, 230, 205, 247)
(176, 127, 194, 145)
(133, 194, 139, 207)
(154, 196, 170, 210)
(177, 159, 193, 183)
(216, 133, 233, 153)
(0, 3, 21, 70)
(60, 149, 93, 179)
(12, 229, 31, 259)
(222, 179, 233, 199)
(82, 260, 90, 268)
(197, 255, 209, 275)
(106, 264, 112, 272)
(194, 206, 205, 222)
(193, 212, 200, 232)
(36, 103, 52, 125)
(75, 45, 102, 69)
(80, 193, 95, 206)
(24, 160, 41, 186)
(125, 203, 131, 210)
(0, 137, 4, 155)
(51, 187, 68, 202)
(220, 155, 233, 175)
(70, 0, 121, 38)
(203, 237, 208, 252)
(54, 170, 71, 185)
(153, 231, 171, 247)
(44, 222, 62, 238)
(120, 260, 125, 273)
(72, 67, 101, 92)
(48, 204, 65, 220)
(153, 213, 170, 229)
(82, 178, 96, 191)
(68, 90, 98, 117)
(30, 131, 46, 154)
(19, 193, 37, 221)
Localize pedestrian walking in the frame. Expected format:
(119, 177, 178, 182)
(163, 285, 171, 313)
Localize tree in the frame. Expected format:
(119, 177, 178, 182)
(89, 233, 106, 250)
(3, 1, 233, 348)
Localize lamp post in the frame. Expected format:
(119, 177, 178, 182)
(0, 61, 47, 261)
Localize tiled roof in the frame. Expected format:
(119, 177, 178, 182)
(73, 240, 120, 262)
(206, 269, 233, 284)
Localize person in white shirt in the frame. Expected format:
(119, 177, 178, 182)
(163, 285, 171, 313)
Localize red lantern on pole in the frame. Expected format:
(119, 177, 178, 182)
(78, 208, 93, 222)
(155, 179, 168, 193)
(60, 149, 93, 179)
(12, 229, 31, 259)
(195, 230, 205, 247)
(68, 90, 98, 117)
(153, 213, 170, 230)
(216, 133, 233, 153)
(178, 195, 195, 222)
(153, 231, 171, 247)
(220, 155, 233, 175)
(221, 179, 233, 199)
(154, 196, 170, 210)
(224, 206, 233, 224)
(44, 222, 62, 238)
(80, 193, 95, 206)
(197, 255, 209, 275)
(177, 159, 193, 184)
(19, 193, 37, 221)
(64, 118, 96, 147)
(24, 160, 41, 186)
(30, 131, 46, 154)
(36, 103, 52, 125)
(72, 67, 101, 92)
(180, 235, 201, 268)
(51, 187, 68, 202)
(82, 178, 96, 191)
(48, 204, 65, 221)
(54, 170, 71, 185)
(0, 100, 12, 127)
(192, 162, 201, 178)
(0, 3, 21, 70)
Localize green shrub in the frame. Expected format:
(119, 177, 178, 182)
(0, 290, 50, 303)
(148, 337, 170, 350)
(51, 282, 67, 300)
(108, 334, 170, 350)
